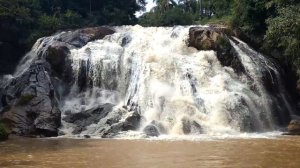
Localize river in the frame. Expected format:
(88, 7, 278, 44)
(1, 136, 300, 168)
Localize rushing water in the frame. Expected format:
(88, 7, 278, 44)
(1, 136, 300, 168)
(59, 25, 293, 137)
(2, 25, 294, 138)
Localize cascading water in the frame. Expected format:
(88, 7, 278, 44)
(1, 25, 294, 138)
(58, 25, 293, 137)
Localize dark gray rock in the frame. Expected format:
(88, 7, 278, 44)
(58, 27, 115, 48)
(181, 117, 203, 135)
(0, 61, 61, 137)
(62, 104, 141, 137)
(100, 109, 141, 138)
(63, 103, 114, 134)
(143, 124, 160, 137)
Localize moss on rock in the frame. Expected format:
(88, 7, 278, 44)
(0, 122, 9, 141)
(17, 94, 35, 106)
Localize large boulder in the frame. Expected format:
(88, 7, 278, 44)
(0, 61, 61, 137)
(63, 103, 115, 134)
(287, 120, 300, 135)
(143, 124, 160, 137)
(58, 27, 115, 48)
(189, 27, 222, 51)
(188, 26, 245, 74)
(62, 104, 141, 138)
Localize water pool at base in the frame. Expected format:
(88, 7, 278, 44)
(1, 136, 300, 168)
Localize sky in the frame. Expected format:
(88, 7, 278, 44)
(135, 0, 156, 17)
(145, 0, 156, 12)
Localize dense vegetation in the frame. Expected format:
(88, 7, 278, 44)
(0, 0, 145, 74)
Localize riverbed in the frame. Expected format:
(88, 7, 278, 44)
(1, 136, 300, 168)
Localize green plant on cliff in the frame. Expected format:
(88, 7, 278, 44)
(17, 94, 35, 106)
(216, 36, 231, 50)
(0, 122, 9, 141)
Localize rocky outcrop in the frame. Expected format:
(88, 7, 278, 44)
(62, 104, 141, 138)
(0, 61, 61, 137)
(189, 27, 223, 51)
(63, 103, 115, 134)
(58, 27, 115, 48)
(287, 120, 300, 135)
(189, 26, 245, 74)
(0, 27, 115, 137)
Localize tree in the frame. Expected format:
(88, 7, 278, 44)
(264, 4, 300, 74)
(0, 0, 146, 75)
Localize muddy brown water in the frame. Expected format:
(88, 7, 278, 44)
(0, 136, 300, 168)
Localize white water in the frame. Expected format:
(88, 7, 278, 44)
(60, 25, 293, 137)
(6, 25, 293, 138)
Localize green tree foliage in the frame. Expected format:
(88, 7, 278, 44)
(139, 7, 194, 26)
(0, 0, 145, 74)
(210, 0, 233, 17)
(264, 5, 300, 75)
(231, 0, 268, 35)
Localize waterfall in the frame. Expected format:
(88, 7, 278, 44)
(58, 25, 293, 137)
(1, 25, 294, 138)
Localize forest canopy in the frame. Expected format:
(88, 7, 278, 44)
(0, 0, 145, 74)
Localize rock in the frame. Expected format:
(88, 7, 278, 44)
(0, 27, 115, 138)
(182, 118, 191, 134)
(296, 80, 300, 95)
(46, 42, 72, 82)
(0, 61, 61, 137)
(101, 109, 141, 138)
(62, 103, 141, 137)
(189, 27, 222, 50)
(188, 26, 245, 74)
(287, 120, 300, 135)
(63, 103, 114, 134)
(143, 124, 160, 137)
(181, 117, 203, 135)
(59, 27, 115, 48)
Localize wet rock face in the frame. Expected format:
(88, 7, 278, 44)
(287, 120, 300, 135)
(189, 27, 245, 74)
(63, 103, 114, 134)
(143, 125, 160, 137)
(62, 104, 141, 138)
(0, 27, 115, 137)
(189, 27, 222, 51)
(0, 61, 61, 136)
(58, 27, 115, 48)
